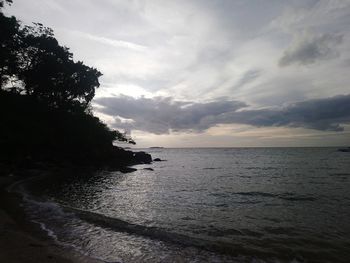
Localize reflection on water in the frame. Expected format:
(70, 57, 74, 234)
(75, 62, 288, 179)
(22, 148, 350, 262)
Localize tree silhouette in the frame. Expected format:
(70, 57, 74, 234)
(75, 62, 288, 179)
(0, 0, 12, 8)
(0, 0, 19, 89)
(0, 16, 102, 111)
(14, 24, 102, 110)
(0, 1, 146, 170)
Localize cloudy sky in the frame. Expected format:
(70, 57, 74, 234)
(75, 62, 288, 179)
(6, 0, 350, 147)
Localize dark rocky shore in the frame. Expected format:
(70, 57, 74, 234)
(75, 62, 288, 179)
(2, 146, 151, 172)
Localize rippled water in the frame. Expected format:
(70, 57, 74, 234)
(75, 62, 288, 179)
(21, 148, 350, 262)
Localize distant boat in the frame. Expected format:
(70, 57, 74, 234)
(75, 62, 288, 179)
(149, 147, 164, 149)
(338, 147, 350, 152)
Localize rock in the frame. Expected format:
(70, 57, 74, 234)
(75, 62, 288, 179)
(119, 167, 137, 173)
(153, 158, 167, 162)
(143, 168, 154, 171)
(338, 147, 350, 152)
(133, 151, 152, 164)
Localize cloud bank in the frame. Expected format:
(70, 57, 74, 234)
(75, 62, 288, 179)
(95, 94, 350, 134)
(95, 96, 246, 134)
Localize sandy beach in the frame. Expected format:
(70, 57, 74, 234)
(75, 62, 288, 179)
(0, 175, 102, 263)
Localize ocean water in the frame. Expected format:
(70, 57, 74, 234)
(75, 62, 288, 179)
(19, 148, 350, 262)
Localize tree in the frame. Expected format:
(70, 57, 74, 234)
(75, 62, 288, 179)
(0, 0, 136, 147)
(1, 0, 101, 111)
(1, 21, 102, 111)
(0, 0, 12, 8)
(0, 0, 20, 89)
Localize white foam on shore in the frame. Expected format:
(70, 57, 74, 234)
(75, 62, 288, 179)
(25, 195, 114, 263)
(31, 219, 58, 241)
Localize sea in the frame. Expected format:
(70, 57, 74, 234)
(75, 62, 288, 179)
(15, 148, 350, 262)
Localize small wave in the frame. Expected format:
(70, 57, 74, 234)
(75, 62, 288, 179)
(207, 228, 245, 237)
(63, 205, 204, 246)
(280, 196, 316, 201)
(327, 174, 349, 182)
(232, 192, 316, 202)
(209, 191, 316, 202)
(245, 167, 279, 171)
(237, 175, 252, 178)
(240, 229, 264, 238)
(215, 203, 229, 208)
(263, 226, 298, 236)
(61, 205, 254, 257)
(32, 219, 58, 241)
(210, 192, 229, 198)
(235, 192, 276, 198)
(262, 217, 281, 224)
(180, 216, 194, 221)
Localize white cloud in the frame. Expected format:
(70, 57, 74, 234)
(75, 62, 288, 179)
(74, 31, 148, 51)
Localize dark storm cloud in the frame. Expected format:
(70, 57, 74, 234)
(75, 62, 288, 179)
(95, 95, 247, 134)
(222, 94, 350, 131)
(95, 94, 350, 134)
(279, 33, 343, 67)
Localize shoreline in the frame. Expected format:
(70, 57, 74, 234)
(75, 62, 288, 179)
(0, 175, 103, 263)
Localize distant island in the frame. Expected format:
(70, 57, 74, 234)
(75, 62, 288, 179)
(0, 0, 151, 176)
(149, 147, 165, 149)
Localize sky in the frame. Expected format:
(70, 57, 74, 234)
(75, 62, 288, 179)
(6, 0, 350, 147)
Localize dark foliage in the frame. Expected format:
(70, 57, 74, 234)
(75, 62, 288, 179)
(16, 24, 103, 110)
(0, 2, 149, 172)
(0, 0, 12, 8)
(1, 16, 102, 110)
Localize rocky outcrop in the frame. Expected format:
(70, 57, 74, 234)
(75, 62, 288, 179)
(153, 158, 166, 162)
